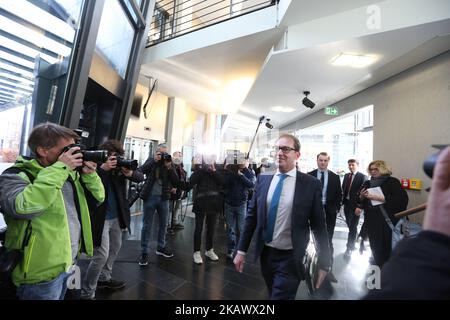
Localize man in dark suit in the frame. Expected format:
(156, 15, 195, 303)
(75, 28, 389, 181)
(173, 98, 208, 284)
(233, 134, 331, 300)
(341, 159, 368, 259)
(308, 152, 342, 283)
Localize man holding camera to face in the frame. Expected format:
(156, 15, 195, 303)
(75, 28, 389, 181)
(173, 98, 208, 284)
(81, 139, 143, 300)
(136, 144, 181, 266)
(0, 122, 105, 300)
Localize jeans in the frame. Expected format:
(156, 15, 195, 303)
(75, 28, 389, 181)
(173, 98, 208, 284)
(224, 203, 246, 254)
(16, 270, 73, 300)
(141, 195, 169, 254)
(82, 218, 122, 297)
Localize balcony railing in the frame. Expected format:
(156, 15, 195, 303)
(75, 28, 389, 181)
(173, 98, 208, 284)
(146, 0, 278, 47)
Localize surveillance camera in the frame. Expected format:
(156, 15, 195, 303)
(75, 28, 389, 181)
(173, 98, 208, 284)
(302, 91, 315, 109)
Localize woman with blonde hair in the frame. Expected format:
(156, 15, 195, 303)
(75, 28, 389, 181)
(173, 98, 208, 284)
(357, 160, 408, 268)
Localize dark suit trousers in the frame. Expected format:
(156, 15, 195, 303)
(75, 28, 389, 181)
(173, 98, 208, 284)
(344, 204, 360, 250)
(324, 205, 337, 259)
(260, 246, 300, 300)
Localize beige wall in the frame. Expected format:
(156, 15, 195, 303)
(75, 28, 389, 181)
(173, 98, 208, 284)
(170, 98, 207, 153)
(126, 83, 169, 141)
(282, 51, 450, 223)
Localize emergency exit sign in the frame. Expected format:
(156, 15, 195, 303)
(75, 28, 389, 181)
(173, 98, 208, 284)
(325, 107, 338, 116)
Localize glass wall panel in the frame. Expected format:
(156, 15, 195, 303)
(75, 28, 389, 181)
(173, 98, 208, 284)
(95, 0, 134, 79)
(0, 0, 85, 170)
(295, 106, 374, 176)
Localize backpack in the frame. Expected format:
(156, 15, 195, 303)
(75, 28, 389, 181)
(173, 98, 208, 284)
(0, 167, 34, 299)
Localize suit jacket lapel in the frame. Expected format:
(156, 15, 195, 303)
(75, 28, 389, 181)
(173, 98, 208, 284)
(293, 172, 302, 209)
(260, 174, 274, 225)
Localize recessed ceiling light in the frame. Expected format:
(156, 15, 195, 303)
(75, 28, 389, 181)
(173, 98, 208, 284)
(270, 106, 295, 113)
(330, 53, 378, 68)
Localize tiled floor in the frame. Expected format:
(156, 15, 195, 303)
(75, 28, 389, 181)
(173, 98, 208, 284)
(75, 207, 371, 300)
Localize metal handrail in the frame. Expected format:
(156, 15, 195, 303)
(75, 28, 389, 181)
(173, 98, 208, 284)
(146, 0, 277, 47)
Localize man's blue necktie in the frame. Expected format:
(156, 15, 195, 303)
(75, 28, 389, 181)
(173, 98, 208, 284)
(264, 173, 287, 243)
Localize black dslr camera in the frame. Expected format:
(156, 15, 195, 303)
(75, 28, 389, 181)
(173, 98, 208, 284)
(423, 144, 449, 178)
(116, 157, 138, 170)
(62, 143, 108, 164)
(158, 152, 172, 165)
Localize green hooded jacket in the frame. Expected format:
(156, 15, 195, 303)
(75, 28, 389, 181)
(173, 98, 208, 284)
(0, 157, 105, 286)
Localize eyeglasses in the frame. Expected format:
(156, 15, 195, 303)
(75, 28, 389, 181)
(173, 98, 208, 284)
(273, 146, 296, 154)
(369, 167, 379, 172)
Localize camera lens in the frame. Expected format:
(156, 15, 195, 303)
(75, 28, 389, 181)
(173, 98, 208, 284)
(117, 157, 138, 170)
(82, 150, 108, 163)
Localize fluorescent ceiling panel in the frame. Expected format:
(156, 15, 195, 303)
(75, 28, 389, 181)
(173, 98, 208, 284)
(330, 53, 378, 68)
(0, 50, 35, 69)
(0, 62, 34, 78)
(0, 0, 75, 43)
(0, 72, 34, 85)
(0, 78, 33, 91)
(0, 16, 71, 57)
(0, 35, 59, 64)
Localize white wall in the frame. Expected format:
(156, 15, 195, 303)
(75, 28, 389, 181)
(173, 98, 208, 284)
(126, 83, 169, 141)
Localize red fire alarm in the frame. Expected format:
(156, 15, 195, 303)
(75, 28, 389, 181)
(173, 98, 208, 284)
(400, 178, 410, 189)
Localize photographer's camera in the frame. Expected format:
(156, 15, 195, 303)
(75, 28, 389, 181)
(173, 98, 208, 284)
(62, 143, 108, 165)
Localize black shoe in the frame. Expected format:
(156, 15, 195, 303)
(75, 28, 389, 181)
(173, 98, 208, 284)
(327, 272, 338, 283)
(97, 278, 126, 290)
(156, 247, 174, 258)
(173, 223, 184, 230)
(80, 292, 95, 300)
(139, 253, 149, 266)
(167, 228, 175, 235)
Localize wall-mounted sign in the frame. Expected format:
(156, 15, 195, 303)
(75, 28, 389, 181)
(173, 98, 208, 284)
(324, 106, 338, 116)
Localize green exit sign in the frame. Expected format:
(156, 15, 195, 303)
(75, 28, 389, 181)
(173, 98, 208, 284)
(325, 107, 338, 116)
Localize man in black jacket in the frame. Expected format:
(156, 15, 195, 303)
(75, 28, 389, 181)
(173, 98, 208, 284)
(81, 140, 143, 300)
(136, 144, 180, 266)
(341, 159, 368, 259)
(308, 152, 342, 283)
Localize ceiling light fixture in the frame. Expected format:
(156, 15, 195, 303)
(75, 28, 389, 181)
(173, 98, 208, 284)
(270, 106, 295, 113)
(330, 53, 377, 68)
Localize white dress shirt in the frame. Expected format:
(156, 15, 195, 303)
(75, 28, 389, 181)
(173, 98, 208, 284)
(265, 167, 297, 250)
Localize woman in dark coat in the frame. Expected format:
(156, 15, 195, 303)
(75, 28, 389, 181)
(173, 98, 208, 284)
(186, 155, 225, 264)
(357, 160, 408, 268)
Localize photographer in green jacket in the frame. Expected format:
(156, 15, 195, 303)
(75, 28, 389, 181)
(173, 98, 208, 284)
(0, 122, 105, 300)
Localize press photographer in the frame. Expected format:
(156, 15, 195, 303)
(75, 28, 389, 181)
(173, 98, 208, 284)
(81, 139, 143, 300)
(222, 151, 256, 259)
(135, 144, 182, 265)
(0, 122, 105, 300)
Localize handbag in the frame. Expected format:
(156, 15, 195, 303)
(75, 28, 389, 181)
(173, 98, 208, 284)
(379, 205, 422, 249)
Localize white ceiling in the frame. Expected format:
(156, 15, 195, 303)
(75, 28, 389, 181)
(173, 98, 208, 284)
(240, 19, 450, 130)
(140, 1, 450, 143)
